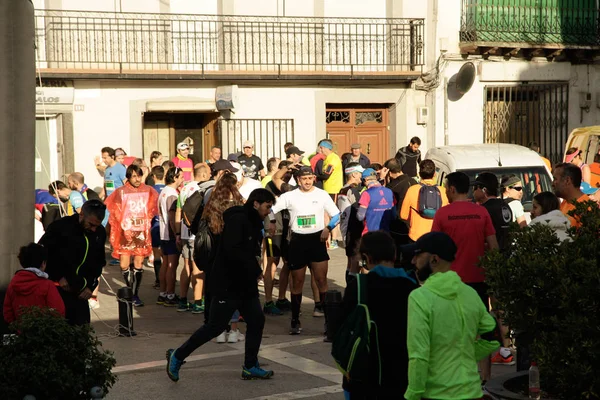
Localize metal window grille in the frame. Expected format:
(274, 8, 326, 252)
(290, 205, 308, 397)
(218, 119, 294, 162)
(483, 83, 569, 164)
(34, 10, 424, 73)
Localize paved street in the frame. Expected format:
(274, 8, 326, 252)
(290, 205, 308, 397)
(92, 249, 514, 400)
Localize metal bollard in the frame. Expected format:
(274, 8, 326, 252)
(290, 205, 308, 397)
(323, 290, 343, 342)
(117, 287, 136, 337)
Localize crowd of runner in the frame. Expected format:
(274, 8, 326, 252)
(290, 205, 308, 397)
(11, 136, 596, 398)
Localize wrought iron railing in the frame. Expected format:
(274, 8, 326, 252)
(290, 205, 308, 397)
(34, 10, 424, 74)
(219, 119, 294, 162)
(460, 0, 600, 46)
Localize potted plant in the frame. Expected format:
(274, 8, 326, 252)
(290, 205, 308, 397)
(0, 307, 117, 399)
(481, 201, 600, 400)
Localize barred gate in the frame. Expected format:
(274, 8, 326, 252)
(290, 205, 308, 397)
(218, 119, 294, 162)
(484, 83, 569, 164)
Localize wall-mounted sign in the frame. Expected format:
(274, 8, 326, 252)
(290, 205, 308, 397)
(216, 85, 239, 111)
(35, 87, 74, 105)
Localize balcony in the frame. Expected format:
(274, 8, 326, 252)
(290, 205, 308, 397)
(34, 10, 425, 81)
(460, 1, 600, 60)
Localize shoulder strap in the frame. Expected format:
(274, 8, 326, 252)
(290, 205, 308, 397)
(357, 274, 368, 305)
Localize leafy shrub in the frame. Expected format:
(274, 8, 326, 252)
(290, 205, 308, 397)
(0, 307, 117, 399)
(481, 201, 600, 399)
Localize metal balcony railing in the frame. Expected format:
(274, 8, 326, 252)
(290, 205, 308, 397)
(460, 0, 600, 47)
(34, 10, 425, 75)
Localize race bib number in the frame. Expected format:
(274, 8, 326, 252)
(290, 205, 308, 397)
(105, 180, 115, 195)
(297, 215, 316, 229)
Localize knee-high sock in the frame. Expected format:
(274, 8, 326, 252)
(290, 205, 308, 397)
(153, 259, 162, 283)
(291, 293, 302, 322)
(132, 269, 143, 296)
(122, 269, 132, 288)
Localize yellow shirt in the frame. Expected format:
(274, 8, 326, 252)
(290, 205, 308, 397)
(400, 179, 449, 241)
(323, 152, 343, 194)
(261, 175, 273, 188)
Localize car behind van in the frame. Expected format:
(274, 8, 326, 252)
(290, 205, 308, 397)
(425, 144, 553, 212)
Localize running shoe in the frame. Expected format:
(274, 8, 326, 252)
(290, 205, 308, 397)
(228, 329, 245, 343)
(163, 296, 178, 307)
(329, 240, 339, 250)
(263, 302, 283, 316)
(313, 304, 325, 317)
(491, 352, 515, 365)
(177, 298, 190, 312)
(275, 298, 291, 311)
(191, 302, 204, 314)
(131, 295, 144, 307)
(156, 295, 167, 305)
(241, 363, 274, 380)
(289, 320, 302, 335)
(216, 331, 228, 343)
(166, 349, 184, 382)
(152, 281, 160, 290)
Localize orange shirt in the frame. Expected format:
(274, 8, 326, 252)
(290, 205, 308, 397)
(559, 194, 590, 228)
(589, 163, 600, 188)
(541, 156, 552, 172)
(400, 179, 449, 241)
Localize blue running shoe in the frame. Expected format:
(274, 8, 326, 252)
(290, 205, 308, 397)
(166, 349, 184, 382)
(241, 363, 274, 380)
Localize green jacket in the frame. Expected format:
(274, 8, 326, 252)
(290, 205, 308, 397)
(404, 271, 499, 400)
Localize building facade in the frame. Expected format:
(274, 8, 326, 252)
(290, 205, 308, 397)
(33, 0, 427, 190)
(34, 0, 600, 191)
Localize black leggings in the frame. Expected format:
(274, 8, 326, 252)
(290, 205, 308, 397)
(175, 295, 265, 368)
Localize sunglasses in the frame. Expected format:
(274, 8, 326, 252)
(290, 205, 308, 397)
(472, 184, 484, 190)
(509, 186, 523, 191)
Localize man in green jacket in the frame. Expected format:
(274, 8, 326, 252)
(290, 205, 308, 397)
(403, 232, 500, 400)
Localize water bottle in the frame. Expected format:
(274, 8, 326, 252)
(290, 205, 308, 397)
(529, 361, 540, 400)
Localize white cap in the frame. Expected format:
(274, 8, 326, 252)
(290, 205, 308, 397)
(177, 142, 189, 150)
(242, 140, 253, 148)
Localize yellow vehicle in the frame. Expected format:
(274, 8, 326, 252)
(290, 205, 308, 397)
(564, 126, 600, 187)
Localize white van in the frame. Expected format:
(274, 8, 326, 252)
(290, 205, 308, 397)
(425, 144, 553, 212)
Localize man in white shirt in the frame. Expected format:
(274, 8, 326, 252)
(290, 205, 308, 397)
(269, 166, 341, 335)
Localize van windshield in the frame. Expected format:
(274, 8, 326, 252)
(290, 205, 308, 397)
(457, 166, 552, 212)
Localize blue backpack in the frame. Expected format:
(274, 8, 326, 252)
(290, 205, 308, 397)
(416, 183, 442, 219)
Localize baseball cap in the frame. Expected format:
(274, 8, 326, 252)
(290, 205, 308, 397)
(177, 142, 189, 151)
(285, 146, 305, 157)
(361, 168, 377, 180)
(471, 172, 499, 191)
(227, 153, 239, 162)
(211, 159, 239, 173)
(295, 166, 314, 177)
(242, 140, 253, 148)
(580, 182, 599, 195)
(401, 231, 457, 262)
(115, 149, 126, 157)
(501, 174, 521, 188)
(351, 143, 361, 150)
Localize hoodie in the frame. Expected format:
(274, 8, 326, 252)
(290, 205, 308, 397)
(529, 209, 571, 242)
(395, 146, 422, 179)
(3, 269, 66, 324)
(405, 271, 499, 400)
(209, 205, 264, 299)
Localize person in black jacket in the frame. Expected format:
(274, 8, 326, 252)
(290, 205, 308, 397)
(340, 231, 418, 399)
(167, 189, 276, 382)
(394, 136, 422, 179)
(38, 200, 107, 325)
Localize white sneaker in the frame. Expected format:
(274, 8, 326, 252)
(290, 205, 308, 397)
(88, 298, 100, 310)
(227, 329, 245, 343)
(216, 331, 228, 343)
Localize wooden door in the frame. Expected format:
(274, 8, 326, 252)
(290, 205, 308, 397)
(143, 120, 170, 163)
(202, 112, 220, 161)
(325, 106, 389, 164)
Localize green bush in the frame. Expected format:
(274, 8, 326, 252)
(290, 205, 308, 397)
(481, 201, 600, 400)
(0, 307, 117, 399)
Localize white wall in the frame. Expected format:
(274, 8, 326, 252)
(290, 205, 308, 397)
(324, 0, 386, 18)
(169, 0, 218, 14)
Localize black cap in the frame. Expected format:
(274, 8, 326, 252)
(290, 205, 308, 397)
(227, 153, 239, 162)
(401, 232, 457, 262)
(471, 172, 499, 191)
(295, 166, 314, 177)
(285, 146, 305, 157)
(211, 159, 239, 173)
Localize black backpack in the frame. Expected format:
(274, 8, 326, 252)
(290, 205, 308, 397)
(331, 274, 381, 386)
(193, 219, 215, 272)
(181, 183, 213, 234)
(415, 183, 442, 219)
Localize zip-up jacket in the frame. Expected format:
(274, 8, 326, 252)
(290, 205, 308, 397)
(405, 271, 499, 400)
(39, 214, 107, 293)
